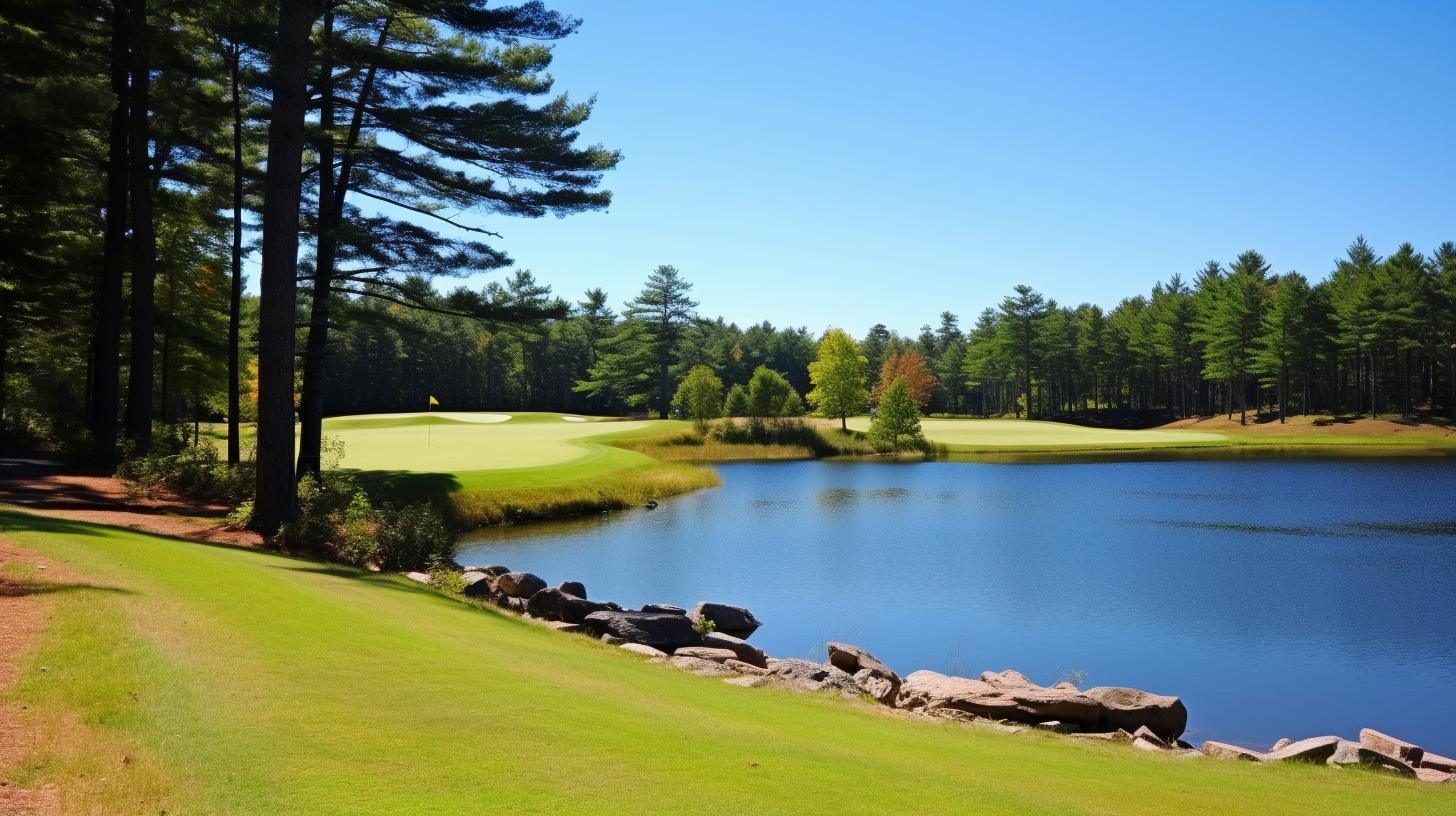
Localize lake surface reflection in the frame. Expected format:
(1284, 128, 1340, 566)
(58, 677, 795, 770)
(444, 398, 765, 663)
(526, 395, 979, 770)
(459, 459, 1456, 751)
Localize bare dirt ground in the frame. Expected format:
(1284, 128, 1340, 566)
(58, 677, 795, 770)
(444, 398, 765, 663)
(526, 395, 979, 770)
(0, 458, 261, 548)
(0, 538, 61, 815)
(1159, 414, 1456, 437)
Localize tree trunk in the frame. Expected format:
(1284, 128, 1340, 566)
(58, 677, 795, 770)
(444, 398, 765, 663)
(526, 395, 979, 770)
(124, 0, 156, 445)
(90, 1, 130, 457)
(252, 0, 317, 535)
(297, 17, 389, 478)
(296, 12, 336, 480)
(227, 43, 243, 464)
(657, 361, 669, 419)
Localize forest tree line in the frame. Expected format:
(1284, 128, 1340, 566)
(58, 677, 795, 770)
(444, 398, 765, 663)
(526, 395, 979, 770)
(2, 0, 1453, 535)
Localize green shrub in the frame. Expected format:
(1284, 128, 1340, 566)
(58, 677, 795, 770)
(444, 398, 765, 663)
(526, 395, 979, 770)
(116, 443, 253, 504)
(375, 502, 454, 571)
(428, 566, 466, 594)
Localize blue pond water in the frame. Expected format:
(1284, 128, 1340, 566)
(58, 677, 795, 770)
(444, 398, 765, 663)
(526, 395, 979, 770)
(458, 459, 1456, 752)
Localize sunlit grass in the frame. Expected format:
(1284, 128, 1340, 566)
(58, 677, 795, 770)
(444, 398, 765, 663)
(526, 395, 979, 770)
(3, 511, 1449, 815)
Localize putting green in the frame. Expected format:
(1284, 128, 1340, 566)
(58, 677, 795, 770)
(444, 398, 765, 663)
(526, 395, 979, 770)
(321, 412, 668, 474)
(846, 417, 1226, 449)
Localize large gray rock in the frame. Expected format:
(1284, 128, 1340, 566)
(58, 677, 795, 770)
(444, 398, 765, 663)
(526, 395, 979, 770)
(689, 602, 761, 638)
(702, 632, 768, 668)
(461, 574, 498, 598)
(673, 646, 739, 663)
(669, 655, 739, 677)
(897, 670, 1105, 730)
(1421, 752, 1456, 773)
(1358, 728, 1424, 766)
(496, 571, 547, 599)
(556, 580, 588, 599)
(1329, 740, 1416, 777)
(1084, 686, 1189, 741)
(1265, 736, 1341, 764)
(582, 610, 701, 652)
(620, 642, 668, 658)
(763, 658, 860, 695)
(525, 587, 619, 624)
(641, 604, 686, 615)
(1202, 741, 1265, 761)
(827, 642, 902, 706)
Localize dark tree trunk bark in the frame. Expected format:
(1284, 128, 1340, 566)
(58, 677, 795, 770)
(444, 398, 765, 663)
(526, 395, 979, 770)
(91, 0, 130, 456)
(124, 0, 156, 446)
(227, 43, 243, 464)
(296, 12, 335, 480)
(297, 17, 388, 478)
(252, 0, 317, 535)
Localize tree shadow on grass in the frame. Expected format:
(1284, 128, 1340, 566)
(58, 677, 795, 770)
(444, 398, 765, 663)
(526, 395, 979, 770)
(0, 577, 135, 598)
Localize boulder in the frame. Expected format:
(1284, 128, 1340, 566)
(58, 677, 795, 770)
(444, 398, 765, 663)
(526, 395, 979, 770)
(525, 587, 619, 624)
(725, 659, 768, 676)
(462, 576, 497, 598)
(1084, 686, 1188, 741)
(404, 571, 430, 584)
(702, 632, 768, 668)
(1265, 736, 1341, 764)
(1358, 728, 1424, 766)
(1329, 740, 1416, 777)
(1068, 730, 1133, 743)
(689, 602, 761, 638)
(764, 658, 860, 695)
(556, 580, 587, 599)
(1202, 741, 1265, 761)
(502, 596, 528, 614)
(980, 669, 1034, 688)
(673, 647, 739, 663)
(1420, 752, 1456, 773)
(1132, 726, 1168, 749)
(496, 571, 547, 599)
(1271, 738, 1293, 751)
(1415, 767, 1454, 784)
(582, 611, 701, 652)
(641, 604, 686, 615)
(1132, 737, 1167, 752)
(620, 642, 667, 658)
(669, 655, 739, 677)
(478, 565, 510, 577)
(897, 670, 1106, 731)
(827, 642, 902, 706)
(600, 634, 626, 645)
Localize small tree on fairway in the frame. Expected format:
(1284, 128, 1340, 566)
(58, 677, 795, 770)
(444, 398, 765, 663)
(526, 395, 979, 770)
(807, 328, 868, 430)
(746, 366, 794, 424)
(868, 376, 924, 451)
(724, 383, 748, 417)
(672, 364, 723, 432)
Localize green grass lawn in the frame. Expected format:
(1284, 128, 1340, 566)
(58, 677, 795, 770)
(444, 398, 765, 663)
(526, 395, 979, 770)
(843, 416, 1456, 459)
(2, 510, 1448, 815)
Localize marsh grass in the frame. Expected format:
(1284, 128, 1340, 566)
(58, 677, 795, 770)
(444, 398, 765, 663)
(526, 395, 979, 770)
(446, 462, 721, 527)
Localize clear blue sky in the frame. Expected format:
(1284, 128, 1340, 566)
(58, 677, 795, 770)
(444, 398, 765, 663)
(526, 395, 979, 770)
(455, 0, 1455, 337)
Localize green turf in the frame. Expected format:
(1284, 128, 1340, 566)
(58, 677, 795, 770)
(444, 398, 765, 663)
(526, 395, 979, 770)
(2, 511, 1448, 815)
(846, 417, 1225, 449)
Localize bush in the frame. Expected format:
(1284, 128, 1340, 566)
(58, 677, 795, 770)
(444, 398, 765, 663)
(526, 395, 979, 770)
(116, 442, 254, 504)
(375, 502, 454, 571)
(283, 473, 454, 571)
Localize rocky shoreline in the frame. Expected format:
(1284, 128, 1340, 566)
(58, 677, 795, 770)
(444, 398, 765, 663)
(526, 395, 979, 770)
(407, 566, 1454, 786)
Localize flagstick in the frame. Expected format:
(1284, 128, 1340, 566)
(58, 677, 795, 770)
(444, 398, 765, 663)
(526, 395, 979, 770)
(427, 400, 432, 447)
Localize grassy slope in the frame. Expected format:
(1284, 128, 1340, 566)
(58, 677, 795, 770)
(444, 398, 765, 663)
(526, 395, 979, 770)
(3, 511, 1447, 815)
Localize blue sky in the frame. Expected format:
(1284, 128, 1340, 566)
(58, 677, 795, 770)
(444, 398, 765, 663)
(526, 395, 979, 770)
(450, 1, 1455, 336)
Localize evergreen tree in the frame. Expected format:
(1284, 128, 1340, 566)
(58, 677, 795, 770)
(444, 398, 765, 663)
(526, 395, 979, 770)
(1255, 272, 1312, 422)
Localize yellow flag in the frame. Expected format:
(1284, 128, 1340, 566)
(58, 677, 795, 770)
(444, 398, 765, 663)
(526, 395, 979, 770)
(428, 395, 440, 407)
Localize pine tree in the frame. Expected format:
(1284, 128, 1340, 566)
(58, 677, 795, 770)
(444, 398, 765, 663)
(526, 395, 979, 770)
(1255, 273, 1311, 422)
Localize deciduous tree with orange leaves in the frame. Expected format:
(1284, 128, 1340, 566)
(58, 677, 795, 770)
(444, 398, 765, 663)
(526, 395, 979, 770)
(872, 350, 936, 408)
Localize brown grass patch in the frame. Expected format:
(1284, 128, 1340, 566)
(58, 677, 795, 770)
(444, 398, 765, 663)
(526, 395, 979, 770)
(1160, 414, 1456, 437)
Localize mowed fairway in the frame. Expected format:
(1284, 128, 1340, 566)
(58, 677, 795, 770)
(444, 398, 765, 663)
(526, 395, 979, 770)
(3, 511, 1450, 815)
(846, 417, 1225, 451)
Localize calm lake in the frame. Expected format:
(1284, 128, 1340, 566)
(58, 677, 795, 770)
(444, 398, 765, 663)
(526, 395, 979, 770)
(458, 459, 1456, 752)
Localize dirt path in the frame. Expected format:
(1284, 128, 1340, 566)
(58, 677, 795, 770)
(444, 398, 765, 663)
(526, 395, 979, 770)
(0, 538, 60, 815)
(0, 458, 261, 548)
